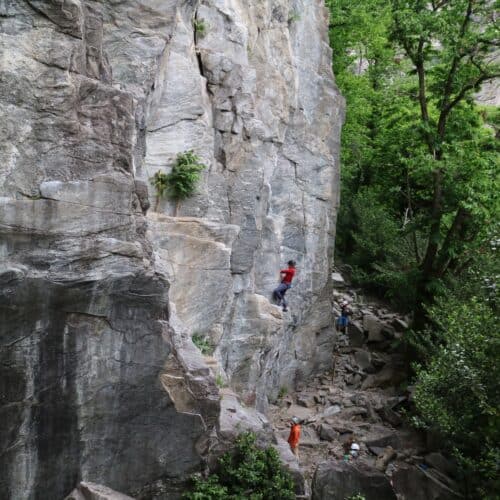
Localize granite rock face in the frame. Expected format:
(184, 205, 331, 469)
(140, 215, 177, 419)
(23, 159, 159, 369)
(141, 0, 344, 409)
(0, 0, 343, 498)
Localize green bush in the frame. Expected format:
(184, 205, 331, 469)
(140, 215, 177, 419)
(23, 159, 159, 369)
(193, 19, 207, 37)
(341, 187, 422, 311)
(150, 171, 169, 211)
(412, 296, 500, 497)
(183, 432, 295, 500)
(151, 150, 206, 214)
(278, 386, 288, 399)
(192, 334, 214, 356)
(215, 374, 225, 389)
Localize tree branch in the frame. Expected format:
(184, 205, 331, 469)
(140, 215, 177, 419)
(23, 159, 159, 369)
(435, 206, 470, 278)
(437, 0, 474, 140)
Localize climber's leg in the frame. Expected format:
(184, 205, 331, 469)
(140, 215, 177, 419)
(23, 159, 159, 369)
(273, 283, 287, 305)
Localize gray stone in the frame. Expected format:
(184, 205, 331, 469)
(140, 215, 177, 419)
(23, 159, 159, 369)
(297, 394, 316, 408)
(353, 349, 374, 372)
(378, 405, 403, 427)
(312, 461, 397, 500)
(65, 482, 135, 500)
(323, 404, 342, 417)
(348, 321, 366, 347)
(425, 452, 458, 478)
(391, 317, 409, 332)
(331, 272, 346, 287)
(375, 447, 397, 471)
(341, 406, 369, 419)
(362, 364, 405, 390)
(319, 424, 339, 442)
(363, 313, 386, 342)
(392, 465, 463, 500)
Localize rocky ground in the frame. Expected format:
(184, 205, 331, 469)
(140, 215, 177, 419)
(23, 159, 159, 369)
(268, 274, 464, 499)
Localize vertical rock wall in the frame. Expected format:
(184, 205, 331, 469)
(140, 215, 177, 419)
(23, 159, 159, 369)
(141, 0, 344, 409)
(0, 0, 343, 497)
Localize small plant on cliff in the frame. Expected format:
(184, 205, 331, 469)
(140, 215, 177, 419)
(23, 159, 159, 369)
(346, 494, 366, 500)
(192, 334, 214, 356)
(150, 170, 169, 211)
(288, 11, 301, 23)
(193, 18, 207, 37)
(183, 432, 295, 499)
(150, 150, 206, 215)
(215, 373, 225, 389)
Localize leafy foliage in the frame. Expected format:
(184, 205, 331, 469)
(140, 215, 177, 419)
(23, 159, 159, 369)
(412, 294, 499, 496)
(327, 2, 500, 494)
(151, 150, 206, 213)
(278, 386, 288, 399)
(192, 334, 214, 356)
(150, 171, 169, 211)
(346, 495, 366, 500)
(183, 432, 295, 500)
(328, 0, 499, 315)
(165, 150, 206, 201)
(215, 374, 225, 389)
(193, 19, 208, 37)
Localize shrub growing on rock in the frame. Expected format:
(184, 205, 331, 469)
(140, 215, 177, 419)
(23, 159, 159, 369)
(183, 432, 295, 499)
(151, 150, 206, 214)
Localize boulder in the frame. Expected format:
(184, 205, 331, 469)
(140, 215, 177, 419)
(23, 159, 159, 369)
(365, 432, 402, 450)
(353, 349, 374, 372)
(341, 406, 369, 419)
(391, 317, 409, 332)
(65, 482, 134, 500)
(312, 461, 397, 500)
(361, 364, 405, 390)
(323, 404, 342, 417)
(378, 405, 403, 427)
(425, 452, 459, 479)
(392, 464, 463, 500)
(348, 321, 366, 347)
(363, 313, 385, 342)
(297, 394, 316, 408)
(375, 446, 397, 471)
(381, 325, 397, 340)
(331, 272, 346, 288)
(319, 424, 339, 442)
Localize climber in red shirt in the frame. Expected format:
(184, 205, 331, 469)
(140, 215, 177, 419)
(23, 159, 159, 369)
(287, 416, 301, 459)
(273, 260, 296, 312)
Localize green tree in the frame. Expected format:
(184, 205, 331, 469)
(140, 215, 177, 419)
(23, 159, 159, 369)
(389, 0, 500, 321)
(413, 294, 499, 497)
(151, 150, 206, 215)
(183, 432, 295, 500)
(328, 0, 499, 316)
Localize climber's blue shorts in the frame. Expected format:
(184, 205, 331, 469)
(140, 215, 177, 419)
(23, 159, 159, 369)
(337, 316, 348, 327)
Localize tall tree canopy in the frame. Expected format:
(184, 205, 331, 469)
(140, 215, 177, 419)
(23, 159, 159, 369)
(328, 0, 499, 315)
(327, 1, 499, 495)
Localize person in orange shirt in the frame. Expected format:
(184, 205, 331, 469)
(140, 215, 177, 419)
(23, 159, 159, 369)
(287, 416, 301, 459)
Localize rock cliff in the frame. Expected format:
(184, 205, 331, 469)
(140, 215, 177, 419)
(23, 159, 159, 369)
(0, 0, 343, 498)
